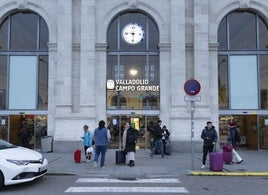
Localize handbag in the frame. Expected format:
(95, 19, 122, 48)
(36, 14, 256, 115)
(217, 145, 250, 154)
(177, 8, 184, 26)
(86, 146, 94, 156)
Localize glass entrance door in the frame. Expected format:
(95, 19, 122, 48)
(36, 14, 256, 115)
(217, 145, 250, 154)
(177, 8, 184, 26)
(0, 116, 9, 141)
(107, 115, 159, 149)
(258, 116, 268, 150)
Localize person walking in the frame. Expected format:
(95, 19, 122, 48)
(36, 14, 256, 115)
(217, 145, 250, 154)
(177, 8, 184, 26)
(228, 122, 243, 164)
(201, 121, 218, 169)
(122, 122, 139, 167)
(81, 125, 93, 162)
(150, 119, 166, 158)
(93, 120, 111, 169)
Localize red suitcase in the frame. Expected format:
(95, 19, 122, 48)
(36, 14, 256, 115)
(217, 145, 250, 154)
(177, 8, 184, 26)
(222, 144, 233, 164)
(74, 149, 81, 163)
(209, 152, 223, 171)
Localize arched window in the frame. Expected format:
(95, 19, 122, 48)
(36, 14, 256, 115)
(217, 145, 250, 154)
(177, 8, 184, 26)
(0, 11, 48, 110)
(218, 11, 268, 109)
(106, 11, 159, 110)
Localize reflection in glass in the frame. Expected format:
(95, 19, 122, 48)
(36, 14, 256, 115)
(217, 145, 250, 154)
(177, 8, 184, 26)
(229, 12, 256, 49)
(0, 18, 8, 50)
(218, 55, 228, 109)
(38, 56, 48, 110)
(10, 12, 38, 50)
(0, 56, 7, 109)
(260, 55, 268, 109)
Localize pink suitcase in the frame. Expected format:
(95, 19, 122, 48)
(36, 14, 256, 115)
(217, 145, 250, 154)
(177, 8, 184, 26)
(222, 144, 233, 164)
(209, 152, 223, 171)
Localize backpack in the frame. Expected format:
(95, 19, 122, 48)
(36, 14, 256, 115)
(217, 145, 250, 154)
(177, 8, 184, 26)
(126, 128, 137, 144)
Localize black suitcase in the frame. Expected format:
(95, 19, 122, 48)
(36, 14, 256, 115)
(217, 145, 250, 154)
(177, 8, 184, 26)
(116, 150, 126, 165)
(165, 141, 172, 155)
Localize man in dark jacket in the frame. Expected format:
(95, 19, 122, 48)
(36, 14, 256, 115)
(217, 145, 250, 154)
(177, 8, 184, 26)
(201, 121, 218, 169)
(150, 120, 166, 158)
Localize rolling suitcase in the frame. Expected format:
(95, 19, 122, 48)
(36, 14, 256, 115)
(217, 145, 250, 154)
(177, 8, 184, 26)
(222, 144, 233, 164)
(74, 149, 81, 163)
(165, 141, 172, 155)
(116, 150, 126, 165)
(209, 147, 223, 171)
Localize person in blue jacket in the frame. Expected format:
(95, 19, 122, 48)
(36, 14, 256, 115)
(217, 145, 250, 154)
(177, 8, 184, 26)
(93, 120, 111, 169)
(81, 125, 92, 162)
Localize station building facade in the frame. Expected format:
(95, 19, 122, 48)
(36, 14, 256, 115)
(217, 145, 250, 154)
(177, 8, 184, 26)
(1, 0, 268, 152)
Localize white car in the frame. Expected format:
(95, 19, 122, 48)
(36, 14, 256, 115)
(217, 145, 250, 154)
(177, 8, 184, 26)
(0, 139, 48, 189)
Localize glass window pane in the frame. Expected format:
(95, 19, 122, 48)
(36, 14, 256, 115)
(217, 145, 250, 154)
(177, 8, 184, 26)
(9, 56, 37, 109)
(0, 18, 8, 50)
(38, 56, 48, 109)
(39, 17, 49, 50)
(258, 17, 268, 50)
(148, 18, 159, 50)
(218, 55, 229, 109)
(229, 12, 256, 49)
(260, 55, 268, 109)
(218, 17, 227, 50)
(107, 18, 118, 51)
(10, 12, 38, 50)
(0, 56, 7, 109)
(229, 55, 258, 109)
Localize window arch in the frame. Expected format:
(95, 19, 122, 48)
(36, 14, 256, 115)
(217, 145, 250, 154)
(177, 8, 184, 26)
(106, 11, 160, 110)
(0, 11, 48, 110)
(218, 10, 268, 109)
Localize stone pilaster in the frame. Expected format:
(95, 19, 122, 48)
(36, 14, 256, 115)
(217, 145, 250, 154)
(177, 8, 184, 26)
(56, 0, 73, 113)
(80, 0, 96, 115)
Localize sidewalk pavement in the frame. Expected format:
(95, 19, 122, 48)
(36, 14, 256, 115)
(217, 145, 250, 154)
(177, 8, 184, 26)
(42, 149, 268, 178)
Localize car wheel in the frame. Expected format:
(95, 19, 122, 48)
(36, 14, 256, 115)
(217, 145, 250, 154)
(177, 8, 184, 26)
(0, 171, 4, 190)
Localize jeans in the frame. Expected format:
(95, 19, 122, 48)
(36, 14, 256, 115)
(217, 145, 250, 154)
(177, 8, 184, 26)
(151, 139, 164, 157)
(94, 145, 107, 167)
(202, 145, 214, 165)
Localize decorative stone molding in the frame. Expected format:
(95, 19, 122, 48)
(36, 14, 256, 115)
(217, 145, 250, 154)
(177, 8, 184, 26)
(17, 0, 28, 9)
(48, 43, 58, 52)
(95, 43, 108, 51)
(72, 43, 80, 52)
(239, 0, 251, 9)
(185, 43, 193, 51)
(128, 0, 138, 9)
(158, 43, 171, 51)
(209, 42, 219, 51)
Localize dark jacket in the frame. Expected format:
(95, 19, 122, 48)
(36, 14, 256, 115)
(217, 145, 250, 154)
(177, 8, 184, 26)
(228, 127, 240, 148)
(124, 127, 138, 152)
(201, 126, 218, 146)
(152, 124, 163, 140)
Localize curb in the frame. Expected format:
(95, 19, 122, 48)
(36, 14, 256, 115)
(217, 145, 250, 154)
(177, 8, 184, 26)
(191, 171, 268, 176)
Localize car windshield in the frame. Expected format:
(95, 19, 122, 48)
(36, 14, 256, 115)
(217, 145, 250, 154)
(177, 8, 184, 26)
(0, 139, 17, 149)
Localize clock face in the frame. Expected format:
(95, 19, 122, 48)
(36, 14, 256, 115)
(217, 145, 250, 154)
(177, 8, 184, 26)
(122, 23, 144, 45)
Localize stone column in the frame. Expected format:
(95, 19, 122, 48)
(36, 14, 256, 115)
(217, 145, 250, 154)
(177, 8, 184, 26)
(95, 43, 108, 122)
(80, 0, 96, 116)
(193, 0, 209, 105)
(56, 0, 73, 114)
(169, 0, 188, 147)
(47, 43, 57, 136)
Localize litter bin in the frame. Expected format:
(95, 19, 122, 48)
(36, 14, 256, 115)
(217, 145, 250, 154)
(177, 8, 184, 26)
(41, 136, 53, 153)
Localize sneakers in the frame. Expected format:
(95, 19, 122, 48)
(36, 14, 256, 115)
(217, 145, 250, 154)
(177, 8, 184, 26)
(101, 165, 106, 169)
(85, 159, 91, 163)
(236, 160, 243, 164)
(201, 165, 205, 169)
(93, 161, 97, 168)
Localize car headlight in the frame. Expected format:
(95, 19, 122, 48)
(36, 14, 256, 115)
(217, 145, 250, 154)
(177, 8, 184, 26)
(6, 159, 30, 166)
